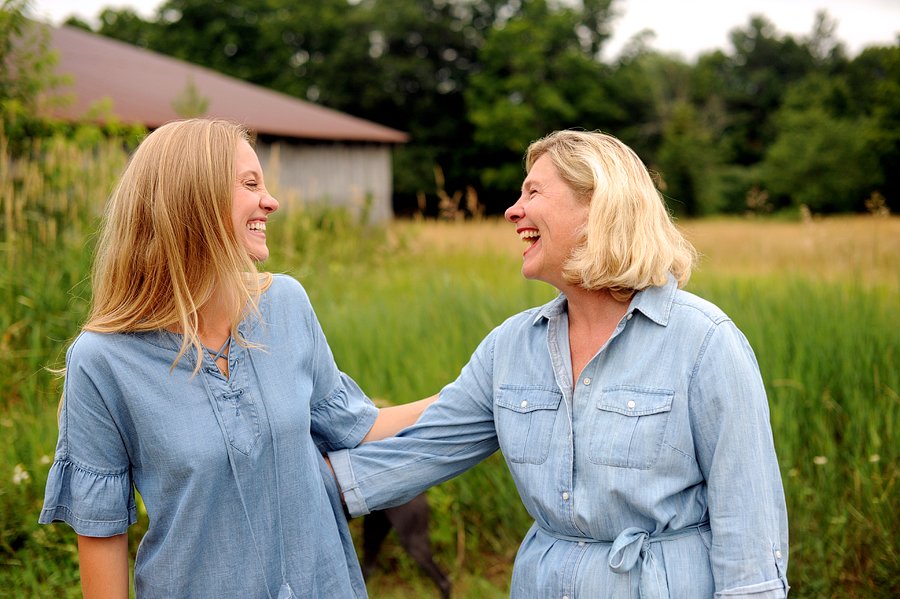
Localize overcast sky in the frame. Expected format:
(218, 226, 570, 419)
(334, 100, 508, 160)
(28, 0, 900, 62)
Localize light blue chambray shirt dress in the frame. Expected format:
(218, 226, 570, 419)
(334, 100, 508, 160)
(330, 275, 789, 599)
(40, 274, 379, 599)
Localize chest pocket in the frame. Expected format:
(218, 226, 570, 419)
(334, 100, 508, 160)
(496, 385, 562, 465)
(214, 387, 261, 456)
(588, 386, 674, 470)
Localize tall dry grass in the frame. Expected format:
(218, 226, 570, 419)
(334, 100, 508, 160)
(394, 215, 900, 288)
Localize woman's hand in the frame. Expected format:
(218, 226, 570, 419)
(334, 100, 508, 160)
(77, 533, 129, 599)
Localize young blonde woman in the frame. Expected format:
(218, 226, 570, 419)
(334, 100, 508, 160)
(40, 118, 432, 599)
(328, 130, 790, 598)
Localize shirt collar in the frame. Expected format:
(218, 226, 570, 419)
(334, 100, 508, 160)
(532, 292, 569, 325)
(531, 273, 678, 327)
(627, 274, 678, 326)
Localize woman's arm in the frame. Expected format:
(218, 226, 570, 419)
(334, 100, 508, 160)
(77, 533, 129, 599)
(691, 322, 789, 596)
(361, 394, 440, 443)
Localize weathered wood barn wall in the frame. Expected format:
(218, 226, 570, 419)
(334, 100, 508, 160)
(256, 138, 395, 224)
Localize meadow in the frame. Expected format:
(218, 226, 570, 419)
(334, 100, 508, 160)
(1, 136, 898, 598)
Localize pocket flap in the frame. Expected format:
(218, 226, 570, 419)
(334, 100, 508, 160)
(497, 385, 562, 413)
(597, 387, 674, 416)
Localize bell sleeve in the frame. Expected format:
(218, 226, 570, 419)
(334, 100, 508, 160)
(39, 335, 137, 537)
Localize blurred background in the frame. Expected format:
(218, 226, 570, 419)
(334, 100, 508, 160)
(2, 0, 898, 597)
(14, 0, 900, 219)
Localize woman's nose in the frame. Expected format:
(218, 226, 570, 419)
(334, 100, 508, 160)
(262, 193, 279, 213)
(505, 200, 524, 223)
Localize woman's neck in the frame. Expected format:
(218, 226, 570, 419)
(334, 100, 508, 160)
(165, 284, 241, 348)
(195, 287, 241, 348)
(564, 285, 630, 330)
(563, 285, 631, 385)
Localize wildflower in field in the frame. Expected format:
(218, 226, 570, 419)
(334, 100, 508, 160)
(0, 417, 12, 427)
(12, 463, 30, 484)
(40, 455, 51, 465)
(869, 454, 880, 463)
(813, 456, 828, 465)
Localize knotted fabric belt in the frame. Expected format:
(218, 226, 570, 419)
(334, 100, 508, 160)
(537, 521, 711, 599)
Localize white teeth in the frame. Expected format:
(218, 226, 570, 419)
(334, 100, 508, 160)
(519, 230, 539, 244)
(247, 222, 266, 231)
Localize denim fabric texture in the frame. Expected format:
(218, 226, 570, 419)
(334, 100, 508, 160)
(330, 275, 789, 599)
(41, 274, 378, 599)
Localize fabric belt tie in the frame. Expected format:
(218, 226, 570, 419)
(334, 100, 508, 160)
(539, 521, 711, 599)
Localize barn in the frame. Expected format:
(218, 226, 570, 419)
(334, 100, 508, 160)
(44, 25, 409, 223)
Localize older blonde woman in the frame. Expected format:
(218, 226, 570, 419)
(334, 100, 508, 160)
(40, 119, 432, 599)
(329, 130, 789, 598)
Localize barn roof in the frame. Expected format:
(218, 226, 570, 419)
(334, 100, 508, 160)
(44, 25, 409, 144)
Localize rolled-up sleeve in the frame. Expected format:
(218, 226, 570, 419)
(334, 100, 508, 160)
(689, 321, 790, 598)
(330, 329, 501, 517)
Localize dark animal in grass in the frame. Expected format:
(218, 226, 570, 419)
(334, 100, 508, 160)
(361, 493, 451, 599)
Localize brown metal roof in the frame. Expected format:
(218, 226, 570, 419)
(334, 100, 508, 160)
(45, 25, 409, 143)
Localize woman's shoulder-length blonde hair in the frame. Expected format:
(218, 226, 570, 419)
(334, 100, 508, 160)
(85, 118, 271, 370)
(526, 129, 697, 301)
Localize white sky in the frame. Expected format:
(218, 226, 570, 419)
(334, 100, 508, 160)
(28, 0, 900, 62)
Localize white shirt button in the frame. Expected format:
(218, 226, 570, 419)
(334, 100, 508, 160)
(583, 377, 591, 385)
(776, 550, 782, 558)
(578, 541, 585, 547)
(521, 400, 528, 408)
(564, 596, 569, 599)
(627, 400, 636, 409)
(626, 313, 633, 320)
(562, 492, 569, 500)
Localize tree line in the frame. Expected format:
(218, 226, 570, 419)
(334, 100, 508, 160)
(48, 0, 900, 216)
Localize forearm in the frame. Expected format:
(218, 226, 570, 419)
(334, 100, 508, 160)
(77, 533, 129, 599)
(361, 393, 439, 443)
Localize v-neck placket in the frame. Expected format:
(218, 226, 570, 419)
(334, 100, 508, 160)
(201, 336, 261, 457)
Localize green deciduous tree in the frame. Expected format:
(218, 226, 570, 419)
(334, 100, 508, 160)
(84, 1, 898, 216)
(761, 74, 880, 213)
(466, 0, 616, 195)
(0, 0, 63, 150)
(843, 43, 900, 212)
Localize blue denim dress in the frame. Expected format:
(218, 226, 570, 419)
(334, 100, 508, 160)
(331, 276, 789, 599)
(41, 275, 378, 598)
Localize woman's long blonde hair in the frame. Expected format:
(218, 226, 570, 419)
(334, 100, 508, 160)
(85, 118, 270, 370)
(525, 130, 697, 301)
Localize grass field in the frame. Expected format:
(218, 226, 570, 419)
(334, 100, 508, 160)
(1, 137, 898, 597)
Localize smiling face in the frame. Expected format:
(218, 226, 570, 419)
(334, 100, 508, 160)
(232, 140, 278, 261)
(505, 154, 589, 290)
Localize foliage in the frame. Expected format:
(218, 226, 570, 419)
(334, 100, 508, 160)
(842, 44, 900, 213)
(0, 0, 62, 152)
(170, 75, 209, 118)
(79, 1, 898, 216)
(465, 0, 617, 193)
(761, 74, 881, 213)
(0, 0, 146, 155)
